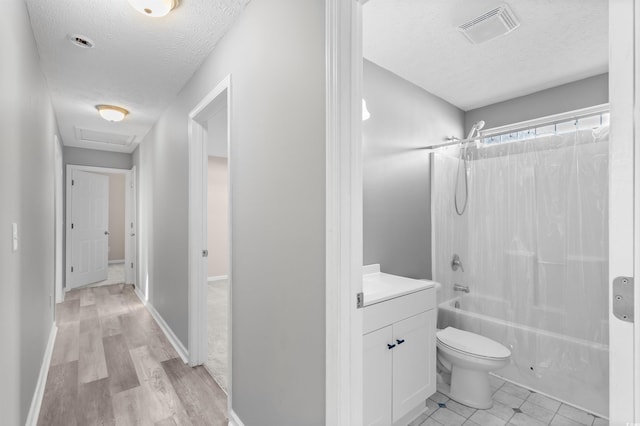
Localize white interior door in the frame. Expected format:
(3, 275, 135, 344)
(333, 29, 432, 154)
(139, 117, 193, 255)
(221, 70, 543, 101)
(70, 170, 109, 289)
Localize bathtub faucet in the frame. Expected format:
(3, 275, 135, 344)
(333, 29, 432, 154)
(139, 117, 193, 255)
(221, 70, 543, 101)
(453, 284, 470, 293)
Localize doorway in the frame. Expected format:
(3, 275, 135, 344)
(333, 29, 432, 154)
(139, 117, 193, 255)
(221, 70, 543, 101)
(326, 0, 639, 424)
(187, 76, 232, 403)
(205, 101, 230, 392)
(65, 165, 137, 291)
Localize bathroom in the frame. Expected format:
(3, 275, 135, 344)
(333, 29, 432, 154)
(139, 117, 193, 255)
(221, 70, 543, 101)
(361, 1, 610, 425)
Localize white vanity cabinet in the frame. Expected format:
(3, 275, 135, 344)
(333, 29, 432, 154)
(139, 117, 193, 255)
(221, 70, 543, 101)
(363, 287, 436, 426)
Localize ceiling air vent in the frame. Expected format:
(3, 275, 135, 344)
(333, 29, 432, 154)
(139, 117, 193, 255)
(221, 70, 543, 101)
(68, 34, 95, 49)
(74, 127, 135, 146)
(457, 4, 520, 44)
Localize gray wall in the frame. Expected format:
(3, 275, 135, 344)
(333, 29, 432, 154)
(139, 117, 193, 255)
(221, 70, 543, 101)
(465, 73, 609, 133)
(63, 146, 133, 170)
(363, 60, 465, 279)
(135, 0, 326, 424)
(0, 0, 58, 423)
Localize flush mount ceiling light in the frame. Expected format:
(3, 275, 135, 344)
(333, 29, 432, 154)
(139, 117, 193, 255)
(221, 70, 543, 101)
(127, 0, 178, 17)
(96, 105, 129, 122)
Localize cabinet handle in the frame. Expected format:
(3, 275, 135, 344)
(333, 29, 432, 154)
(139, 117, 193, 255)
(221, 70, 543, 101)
(387, 343, 396, 350)
(396, 339, 405, 345)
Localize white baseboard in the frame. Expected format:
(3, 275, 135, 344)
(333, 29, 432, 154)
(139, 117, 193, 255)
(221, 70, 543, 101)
(132, 289, 189, 364)
(26, 323, 58, 426)
(109, 259, 125, 264)
(208, 275, 229, 282)
(228, 410, 245, 426)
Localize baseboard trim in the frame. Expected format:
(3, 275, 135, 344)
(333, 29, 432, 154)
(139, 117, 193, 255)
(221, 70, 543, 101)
(208, 275, 229, 282)
(108, 259, 125, 264)
(133, 289, 189, 364)
(26, 323, 58, 426)
(228, 410, 245, 426)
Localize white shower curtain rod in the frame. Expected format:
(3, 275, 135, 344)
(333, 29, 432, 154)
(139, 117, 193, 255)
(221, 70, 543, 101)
(428, 103, 610, 150)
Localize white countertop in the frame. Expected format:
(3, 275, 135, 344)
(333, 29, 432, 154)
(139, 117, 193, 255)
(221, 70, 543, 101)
(363, 264, 436, 307)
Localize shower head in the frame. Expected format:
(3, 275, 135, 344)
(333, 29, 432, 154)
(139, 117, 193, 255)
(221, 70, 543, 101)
(467, 120, 486, 139)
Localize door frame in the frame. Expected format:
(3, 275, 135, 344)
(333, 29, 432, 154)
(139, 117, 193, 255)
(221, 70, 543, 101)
(609, 0, 639, 423)
(325, 0, 365, 424)
(64, 164, 137, 291)
(187, 75, 232, 408)
(53, 136, 64, 304)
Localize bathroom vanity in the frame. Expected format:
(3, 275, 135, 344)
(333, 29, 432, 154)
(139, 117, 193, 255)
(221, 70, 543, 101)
(362, 265, 437, 426)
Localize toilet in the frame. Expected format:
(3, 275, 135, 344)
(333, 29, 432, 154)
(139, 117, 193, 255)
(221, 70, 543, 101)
(436, 326, 511, 409)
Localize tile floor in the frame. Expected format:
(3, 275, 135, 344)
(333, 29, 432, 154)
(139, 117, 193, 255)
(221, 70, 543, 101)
(409, 376, 608, 426)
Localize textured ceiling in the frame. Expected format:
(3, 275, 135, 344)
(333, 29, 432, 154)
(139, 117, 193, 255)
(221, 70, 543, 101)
(363, 0, 609, 111)
(25, 0, 251, 153)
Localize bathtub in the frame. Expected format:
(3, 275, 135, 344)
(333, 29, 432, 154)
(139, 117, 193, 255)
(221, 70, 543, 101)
(438, 294, 608, 418)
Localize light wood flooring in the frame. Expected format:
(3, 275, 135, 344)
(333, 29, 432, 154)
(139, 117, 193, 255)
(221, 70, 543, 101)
(38, 283, 227, 426)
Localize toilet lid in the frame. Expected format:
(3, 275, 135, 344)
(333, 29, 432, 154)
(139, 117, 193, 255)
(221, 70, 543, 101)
(437, 327, 511, 359)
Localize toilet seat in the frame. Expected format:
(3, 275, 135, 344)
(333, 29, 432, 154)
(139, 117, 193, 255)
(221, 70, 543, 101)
(437, 327, 510, 360)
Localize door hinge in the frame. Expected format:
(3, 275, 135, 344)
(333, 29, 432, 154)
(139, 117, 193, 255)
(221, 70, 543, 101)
(613, 276, 634, 323)
(202, 249, 209, 258)
(131, 262, 134, 269)
(71, 223, 74, 229)
(72, 179, 75, 186)
(357, 292, 364, 309)
(71, 266, 74, 273)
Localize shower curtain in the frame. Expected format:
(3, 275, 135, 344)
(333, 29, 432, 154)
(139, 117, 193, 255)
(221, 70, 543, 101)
(432, 125, 609, 415)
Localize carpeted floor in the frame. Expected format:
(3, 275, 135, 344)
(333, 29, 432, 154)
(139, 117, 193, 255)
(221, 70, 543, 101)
(85, 262, 126, 288)
(206, 278, 229, 393)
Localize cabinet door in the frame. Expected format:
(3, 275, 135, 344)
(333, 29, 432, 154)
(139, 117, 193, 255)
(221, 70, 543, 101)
(392, 309, 436, 423)
(363, 326, 393, 426)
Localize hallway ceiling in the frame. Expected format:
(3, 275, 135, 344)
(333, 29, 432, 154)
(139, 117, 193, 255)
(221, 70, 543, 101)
(363, 0, 608, 111)
(25, 0, 250, 153)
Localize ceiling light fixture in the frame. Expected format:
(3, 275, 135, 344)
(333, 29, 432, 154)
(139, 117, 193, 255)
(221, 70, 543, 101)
(96, 105, 129, 122)
(127, 0, 178, 18)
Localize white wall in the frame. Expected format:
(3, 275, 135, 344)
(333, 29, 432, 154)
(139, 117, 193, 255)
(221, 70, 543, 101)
(134, 0, 326, 423)
(363, 60, 465, 279)
(0, 0, 58, 423)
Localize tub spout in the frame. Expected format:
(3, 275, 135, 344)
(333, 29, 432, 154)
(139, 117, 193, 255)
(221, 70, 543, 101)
(453, 284, 470, 293)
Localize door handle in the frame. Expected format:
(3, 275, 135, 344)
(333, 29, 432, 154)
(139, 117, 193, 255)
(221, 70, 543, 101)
(396, 339, 405, 345)
(104, 231, 110, 235)
(387, 343, 396, 350)
(130, 233, 136, 237)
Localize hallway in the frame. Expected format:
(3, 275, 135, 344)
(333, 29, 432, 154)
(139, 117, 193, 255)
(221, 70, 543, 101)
(38, 284, 227, 426)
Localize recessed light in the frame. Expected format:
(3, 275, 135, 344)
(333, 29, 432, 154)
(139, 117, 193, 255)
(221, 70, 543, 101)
(69, 34, 95, 49)
(96, 105, 129, 122)
(127, 0, 178, 18)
